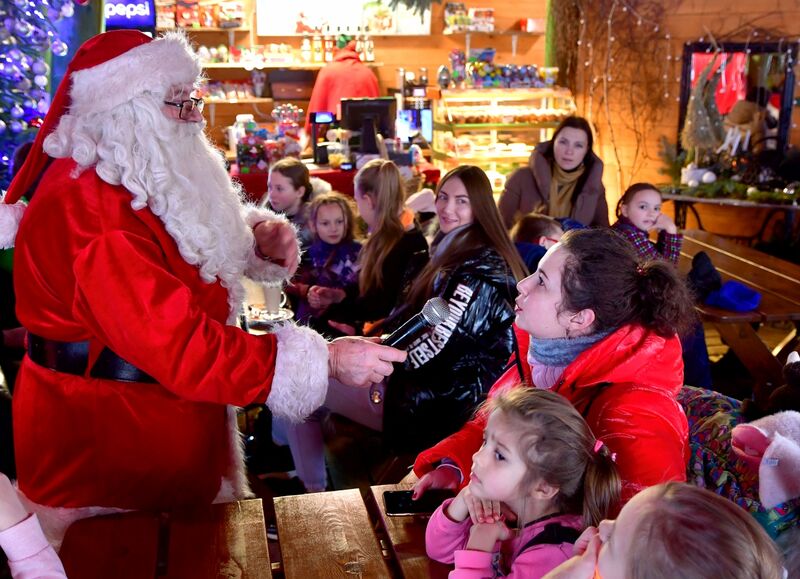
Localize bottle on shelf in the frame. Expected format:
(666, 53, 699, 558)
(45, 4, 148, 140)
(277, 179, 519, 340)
(419, 67, 428, 86)
(323, 26, 334, 62)
(364, 26, 375, 62)
(312, 34, 323, 63)
(355, 26, 364, 60)
(300, 34, 312, 63)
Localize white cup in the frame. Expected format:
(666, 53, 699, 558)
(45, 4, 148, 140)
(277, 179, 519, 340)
(263, 283, 287, 315)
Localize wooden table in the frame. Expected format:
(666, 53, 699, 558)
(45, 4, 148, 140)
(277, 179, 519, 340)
(369, 484, 451, 579)
(272, 485, 452, 578)
(59, 499, 271, 579)
(273, 488, 391, 578)
(679, 229, 800, 408)
(663, 193, 800, 244)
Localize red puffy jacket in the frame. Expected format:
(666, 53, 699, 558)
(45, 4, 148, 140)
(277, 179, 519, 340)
(414, 324, 689, 503)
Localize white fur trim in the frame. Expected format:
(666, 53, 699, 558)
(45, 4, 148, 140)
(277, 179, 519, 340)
(15, 489, 130, 551)
(241, 205, 300, 284)
(310, 176, 332, 198)
(0, 201, 26, 249)
(69, 31, 201, 118)
(213, 405, 253, 503)
(267, 324, 329, 422)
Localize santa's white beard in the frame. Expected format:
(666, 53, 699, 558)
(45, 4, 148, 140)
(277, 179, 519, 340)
(43, 95, 251, 318)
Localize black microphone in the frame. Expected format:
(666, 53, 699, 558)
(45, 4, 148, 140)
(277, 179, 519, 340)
(382, 297, 451, 349)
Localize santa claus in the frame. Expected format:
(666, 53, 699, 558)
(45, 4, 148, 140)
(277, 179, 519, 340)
(0, 30, 403, 544)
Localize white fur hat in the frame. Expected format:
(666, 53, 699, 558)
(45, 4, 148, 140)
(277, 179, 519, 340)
(68, 30, 201, 118)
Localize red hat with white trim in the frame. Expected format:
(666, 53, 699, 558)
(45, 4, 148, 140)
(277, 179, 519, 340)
(0, 29, 200, 248)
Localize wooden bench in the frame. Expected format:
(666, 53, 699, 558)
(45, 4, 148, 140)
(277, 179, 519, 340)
(679, 229, 800, 407)
(273, 488, 391, 578)
(59, 499, 271, 579)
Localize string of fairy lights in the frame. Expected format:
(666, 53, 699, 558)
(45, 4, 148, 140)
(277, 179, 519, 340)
(573, 0, 800, 118)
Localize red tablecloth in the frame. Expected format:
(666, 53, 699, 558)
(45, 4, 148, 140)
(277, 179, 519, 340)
(230, 162, 440, 204)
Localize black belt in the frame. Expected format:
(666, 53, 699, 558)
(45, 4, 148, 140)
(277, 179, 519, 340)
(27, 334, 156, 383)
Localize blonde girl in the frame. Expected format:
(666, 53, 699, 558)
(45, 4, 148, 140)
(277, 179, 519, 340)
(426, 388, 620, 578)
(290, 193, 361, 332)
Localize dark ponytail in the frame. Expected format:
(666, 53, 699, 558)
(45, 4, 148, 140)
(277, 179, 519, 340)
(560, 229, 695, 337)
(634, 260, 696, 337)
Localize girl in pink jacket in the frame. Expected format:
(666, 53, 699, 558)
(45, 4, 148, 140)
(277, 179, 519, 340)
(425, 389, 619, 578)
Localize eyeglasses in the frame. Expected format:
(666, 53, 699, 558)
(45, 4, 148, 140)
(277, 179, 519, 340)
(163, 96, 204, 120)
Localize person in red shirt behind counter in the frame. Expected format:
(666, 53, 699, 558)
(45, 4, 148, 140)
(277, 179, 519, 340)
(304, 40, 379, 135)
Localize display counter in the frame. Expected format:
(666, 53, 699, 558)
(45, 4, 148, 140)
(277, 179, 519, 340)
(230, 161, 441, 203)
(431, 87, 576, 191)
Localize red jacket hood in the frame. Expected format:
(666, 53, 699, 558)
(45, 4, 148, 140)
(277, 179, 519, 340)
(333, 47, 361, 63)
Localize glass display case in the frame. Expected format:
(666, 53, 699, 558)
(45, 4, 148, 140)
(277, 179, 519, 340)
(432, 87, 576, 191)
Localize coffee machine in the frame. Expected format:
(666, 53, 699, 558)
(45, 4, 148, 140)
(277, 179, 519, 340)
(309, 111, 335, 164)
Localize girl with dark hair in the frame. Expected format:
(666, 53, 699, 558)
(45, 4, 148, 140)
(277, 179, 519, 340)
(498, 116, 607, 229)
(382, 165, 527, 451)
(612, 182, 682, 264)
(262, 158, 314, 248)
(413, 228, 696, 506)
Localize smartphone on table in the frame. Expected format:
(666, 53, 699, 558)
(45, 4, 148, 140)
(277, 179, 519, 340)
(383, 489, 456, 516)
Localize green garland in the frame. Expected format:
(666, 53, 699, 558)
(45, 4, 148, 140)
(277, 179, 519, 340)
(662, 180, 796, 205)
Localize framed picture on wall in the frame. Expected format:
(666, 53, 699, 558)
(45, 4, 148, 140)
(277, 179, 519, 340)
(255, 0, 431, 36)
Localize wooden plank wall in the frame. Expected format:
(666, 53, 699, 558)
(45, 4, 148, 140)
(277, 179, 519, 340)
(579, 0, 800, 229)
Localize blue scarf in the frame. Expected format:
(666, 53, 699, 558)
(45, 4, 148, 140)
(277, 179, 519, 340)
(529, 329, 614, 367)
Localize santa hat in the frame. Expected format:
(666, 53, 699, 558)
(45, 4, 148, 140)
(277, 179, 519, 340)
(0, 29, 201, 249)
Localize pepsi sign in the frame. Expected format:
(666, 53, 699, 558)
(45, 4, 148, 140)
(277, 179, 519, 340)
(105, 0, 156, 30)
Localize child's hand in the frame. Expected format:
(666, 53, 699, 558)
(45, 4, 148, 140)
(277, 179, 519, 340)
(465, 520, 511, 553)
(327, 320, 357, 336)
(541, 530, 601, 579)
(0, 474, 28, 532)
(572, 525, 598, 556)
(308, 286, 346, 309)
(653, 213, 678, 235)
(447, 483, 515, 526)
(445, 486, 472, 523)
(412, 467, 460, 500)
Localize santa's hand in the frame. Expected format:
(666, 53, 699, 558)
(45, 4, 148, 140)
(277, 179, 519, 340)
(328, 336, 406, 387)
(253, 220, 299, 276)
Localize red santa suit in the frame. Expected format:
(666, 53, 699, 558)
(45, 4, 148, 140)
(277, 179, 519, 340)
(0, 31, 329, 541)
(304, 43, 380, 134)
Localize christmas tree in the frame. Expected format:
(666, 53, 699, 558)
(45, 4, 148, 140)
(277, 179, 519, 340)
(680, 54, 725, 165)
(0, 0, 75, 191)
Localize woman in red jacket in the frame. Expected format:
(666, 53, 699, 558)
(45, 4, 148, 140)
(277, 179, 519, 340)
(413, 228, 696, 506)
